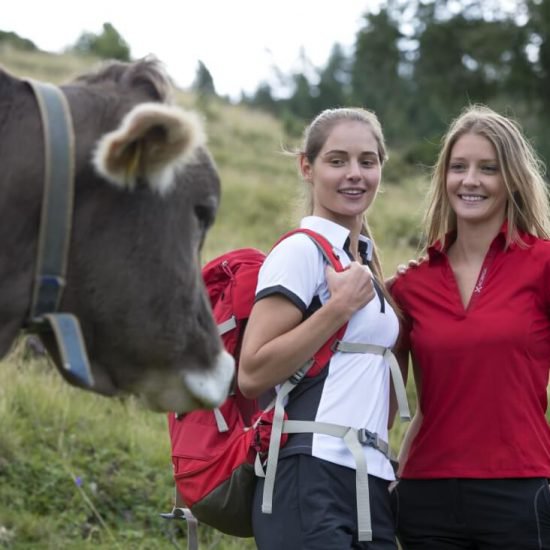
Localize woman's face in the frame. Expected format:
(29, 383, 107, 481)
(446, 132, 507, 230)
(301, 120, 381, 230)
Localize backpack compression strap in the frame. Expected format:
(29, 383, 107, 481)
(258, 363, 394, 542)
(160, 487, 199, 550)
(334, 341, 410, 421)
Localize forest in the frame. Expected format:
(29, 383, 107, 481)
(235, 0, 550, 168)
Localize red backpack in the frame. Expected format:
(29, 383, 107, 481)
(164, 229, 410, 545)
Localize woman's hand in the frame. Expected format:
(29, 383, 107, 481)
(386, 257, 425, 289)
(326, 261, 376, 316)
(396, 257, 425, 275)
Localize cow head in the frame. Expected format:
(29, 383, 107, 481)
(0, 59, 234, 412)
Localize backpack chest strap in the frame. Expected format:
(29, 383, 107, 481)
(332, 341, 411, 421)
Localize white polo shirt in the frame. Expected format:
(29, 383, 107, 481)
(255, 216, 398, 481)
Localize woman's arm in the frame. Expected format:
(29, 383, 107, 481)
(238, 262, 375, 399)
(396, 357, 423, 477)
(388, 347, 409, 429)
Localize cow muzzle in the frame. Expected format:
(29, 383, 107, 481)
(137, 349, 235, 412)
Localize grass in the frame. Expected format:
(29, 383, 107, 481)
(0, 341, 256, 550)
(0, 47, 428, 549)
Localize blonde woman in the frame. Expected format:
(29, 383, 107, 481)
(239, 108, 401, 549)
(391, 104, 550, 549)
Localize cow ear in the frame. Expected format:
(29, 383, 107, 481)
(93, 103, 206, 194)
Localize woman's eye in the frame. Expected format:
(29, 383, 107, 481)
(449, 163, 465, 171)
(329, 158, 344, 166)
(482, 165, 498, 173)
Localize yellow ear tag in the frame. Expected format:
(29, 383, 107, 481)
(125, 141, 142, 183)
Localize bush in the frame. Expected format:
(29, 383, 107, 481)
(71, 23, 130, 62)
(0, 30, 37, 52)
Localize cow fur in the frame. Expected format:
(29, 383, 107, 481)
(0, 57, 234, 412)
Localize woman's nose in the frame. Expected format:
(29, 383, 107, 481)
(347, 160, 361, 180)
(462, 167, 479, 185)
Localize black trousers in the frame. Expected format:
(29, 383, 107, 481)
(392, 478, 550, 549)
(252, 454, 397, 550)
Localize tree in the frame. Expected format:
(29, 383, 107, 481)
(0, 30, 37, 51)
(314, 44, 352, 111)
(192, 60, 216, 96)
(526, 0, 550, 105)
(72, 23, 131, 61)
(248, 82, 278, 114)
(351, 6, 409, 141)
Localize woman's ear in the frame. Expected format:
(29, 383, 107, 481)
(299, 154, 313, 182)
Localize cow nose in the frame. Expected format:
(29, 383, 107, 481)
(182, 350, 235, 408)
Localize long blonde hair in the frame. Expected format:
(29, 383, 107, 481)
(297, 107, 391, 300)
(424, 104, 550, 249)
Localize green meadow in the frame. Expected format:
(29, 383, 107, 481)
(0, 47, 426, 549)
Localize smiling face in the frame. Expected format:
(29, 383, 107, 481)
(446, 132, 508, 231)
(300, 120, 381, 230)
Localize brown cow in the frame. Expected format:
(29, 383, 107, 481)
(0, 57, 234, 412)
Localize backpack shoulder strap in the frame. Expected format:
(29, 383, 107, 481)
(273, 228, 345, 273)
(272, 228, 348, 377)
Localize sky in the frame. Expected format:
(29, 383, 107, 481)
(2, 1, 381, 100)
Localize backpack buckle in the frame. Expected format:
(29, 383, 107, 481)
(289, 368, 306, 385)
(357, 428, 380, 449)
(289, 359, 314, 384)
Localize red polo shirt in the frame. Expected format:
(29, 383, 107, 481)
(391, 225, 550, 478)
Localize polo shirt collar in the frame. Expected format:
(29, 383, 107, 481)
(300, 216, 373, 261)
(428, 219, 509, 261)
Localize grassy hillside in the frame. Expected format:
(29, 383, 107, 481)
(0, 48, 425, 549)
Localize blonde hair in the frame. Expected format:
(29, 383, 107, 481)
(424, 104, 550, 249)
(297, 107, 391, 300)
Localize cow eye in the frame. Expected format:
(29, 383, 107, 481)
(194, 203, 216, 232)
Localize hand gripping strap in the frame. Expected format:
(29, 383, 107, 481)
(273, 228, 348, 377)
(333, 341, 411, 421)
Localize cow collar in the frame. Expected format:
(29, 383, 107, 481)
(25, 79, 94, 389)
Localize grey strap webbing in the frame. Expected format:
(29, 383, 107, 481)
(259, 362, 393, 542)
(217, 316, 237, 336)
(260, 368, 307, 514)
(283, 420, 378, 541)
(213, 407, 229, 432)
(160, 506, 198, 550)
(334, 341, 411, 421)
(212, 317, 238, 431)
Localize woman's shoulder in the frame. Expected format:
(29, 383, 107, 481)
(389, 257, 435, 309)
(269, 230, 331, 262)
(261, 230, 327, 277)
(391, 256, 431, 286)
(520, 234, 550, 263)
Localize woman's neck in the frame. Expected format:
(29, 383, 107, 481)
(450, 218, 502, 264)
(347, 220, 364, 262)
